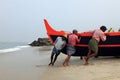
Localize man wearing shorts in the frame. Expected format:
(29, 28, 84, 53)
(63, 29, 80, 66)
(49, 35, 67, 66)
(84, 26, 107, 65)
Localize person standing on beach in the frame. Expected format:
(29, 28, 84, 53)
(63, 29, 80, 66)
(84, 26, 107, 65)
(49, 35, 67, 66)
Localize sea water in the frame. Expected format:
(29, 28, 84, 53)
(0, 42, 30, 53)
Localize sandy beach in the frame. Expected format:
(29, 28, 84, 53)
(40, 54, 120, 80)
(0, 46, 120, 80)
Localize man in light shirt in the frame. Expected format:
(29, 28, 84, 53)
(84, 26, 107, 65)
(49, 35, 67, 66)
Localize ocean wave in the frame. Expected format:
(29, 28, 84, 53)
(0, 45, 30, 53)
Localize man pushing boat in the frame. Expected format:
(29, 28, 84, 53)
(83, 26, 107, 65)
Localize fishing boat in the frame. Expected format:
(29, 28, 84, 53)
(44, 19, 120, 57)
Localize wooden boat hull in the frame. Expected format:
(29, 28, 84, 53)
(44, 19, 120, 56)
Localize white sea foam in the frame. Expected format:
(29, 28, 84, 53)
(0, 45, 30, 53)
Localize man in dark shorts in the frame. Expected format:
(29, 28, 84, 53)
(49, 35, 67, 66)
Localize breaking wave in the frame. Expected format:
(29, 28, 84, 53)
(0, 45, 30, 53)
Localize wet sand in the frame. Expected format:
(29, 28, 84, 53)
(0, 47, 51, 80)
(0, 46, 120, 80)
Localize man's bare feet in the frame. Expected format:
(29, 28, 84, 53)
(84, 62, 89, 65)
(66, 63, 69, 66)
(48, 62, 52, 66)
(49, 62, 54, 66)
(62, 63, 69, 67)
(83, 57, 89, 65)
(83, 57, 87, 62)
(52, 63, 54, 66)
(62, 64, 66, 67)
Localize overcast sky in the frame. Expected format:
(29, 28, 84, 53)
(0, 0, 120, 42)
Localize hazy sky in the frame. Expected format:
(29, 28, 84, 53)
(0, 0, 120, 42)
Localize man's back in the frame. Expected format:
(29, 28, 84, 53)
(54, 37, 66, 50)
(92, 29, 106, 42)
(68, 34, 79, 46)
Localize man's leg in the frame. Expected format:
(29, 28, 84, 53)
(49, 52, 54, 65)
(52, 54, 59, 66)
(84, 50, 91, 65)
(65, 55, 71, 66)
(63, 55, 71, 66)
(88, 52, 98, 58)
